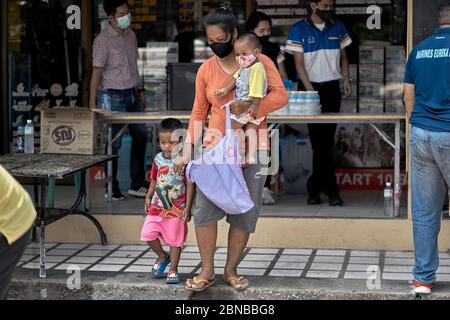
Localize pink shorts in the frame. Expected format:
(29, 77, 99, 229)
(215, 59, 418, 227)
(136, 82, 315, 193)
(140, 215, 187, 247)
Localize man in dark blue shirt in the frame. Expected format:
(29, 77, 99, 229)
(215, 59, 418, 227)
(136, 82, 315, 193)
(404, 0, 450, 296)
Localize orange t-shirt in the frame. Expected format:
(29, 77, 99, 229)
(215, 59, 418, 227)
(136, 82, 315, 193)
(187, 54, 288, 150)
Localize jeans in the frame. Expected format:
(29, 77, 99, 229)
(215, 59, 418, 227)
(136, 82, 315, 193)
(410, 125, 450, 284)
(298, 80, 341, 196)
(103, 88, 148, 192)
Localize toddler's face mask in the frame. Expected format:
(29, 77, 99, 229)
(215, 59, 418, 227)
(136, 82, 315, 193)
(236, 54, 257, 68)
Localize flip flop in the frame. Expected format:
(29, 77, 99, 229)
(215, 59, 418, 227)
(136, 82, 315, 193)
(185, 276, 216, 292)
(224, 276, 250, 291)
(166, 271, 181, 284)
(151, 256, 170, 278)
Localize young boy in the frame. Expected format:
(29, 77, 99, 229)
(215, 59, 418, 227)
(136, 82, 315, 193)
(140, 118, 194, 284)
(215, 32, 268, 166)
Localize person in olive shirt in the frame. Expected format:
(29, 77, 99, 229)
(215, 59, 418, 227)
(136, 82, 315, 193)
(0, 165, 36, 300)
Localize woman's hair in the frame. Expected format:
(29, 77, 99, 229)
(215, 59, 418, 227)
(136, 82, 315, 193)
(246, 11, 272, 31)
(203, 3, 239, 34)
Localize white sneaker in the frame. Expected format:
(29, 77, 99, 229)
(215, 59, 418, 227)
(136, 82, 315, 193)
(409, 279, 432, 295)
(262, 187, 276, 205)
(128, 186, 149, 198)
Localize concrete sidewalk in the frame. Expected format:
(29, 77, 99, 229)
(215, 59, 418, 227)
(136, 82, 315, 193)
(8, 242, 450, 300)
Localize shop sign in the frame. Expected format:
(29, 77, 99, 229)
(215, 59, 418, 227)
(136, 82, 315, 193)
(336, 169, 408, 190)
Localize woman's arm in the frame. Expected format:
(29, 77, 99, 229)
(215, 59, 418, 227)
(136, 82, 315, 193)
(186, 64, 210, 146)
(256, 54, 289, 118)
(183, 182, 195, 222)
(174, 64, 210, 174)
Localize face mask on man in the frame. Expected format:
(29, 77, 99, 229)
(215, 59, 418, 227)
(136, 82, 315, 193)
(116, 13, 131, 29)
(315, 8, 335, 24)
(209, 34, 234, 59)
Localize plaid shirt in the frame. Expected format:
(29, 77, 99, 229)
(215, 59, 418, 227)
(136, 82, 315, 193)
(92, 24, 142, 90)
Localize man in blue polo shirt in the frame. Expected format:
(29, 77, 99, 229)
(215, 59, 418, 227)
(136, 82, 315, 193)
(404, 0, 450, 296)
(286, 0, 352, 206)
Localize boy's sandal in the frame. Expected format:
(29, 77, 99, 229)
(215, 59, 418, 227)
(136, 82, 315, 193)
(151, 255, 170, 278)
(185, 276, 216, 292)
(224, 276, 250, 291)
(166, 271, 181, 284)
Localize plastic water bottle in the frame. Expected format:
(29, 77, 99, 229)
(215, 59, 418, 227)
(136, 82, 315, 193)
(17, 124, 25, 153)
(102, 93, 111, 110)
(24, 120, 34, 154)
(384, 182, 394, 217)
(311, 91, 320, 107)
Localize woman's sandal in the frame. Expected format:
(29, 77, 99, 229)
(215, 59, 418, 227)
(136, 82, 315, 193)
(224, 276, 251, 291)
(151, 255, 170, 279)
(184, 276, 216, 292)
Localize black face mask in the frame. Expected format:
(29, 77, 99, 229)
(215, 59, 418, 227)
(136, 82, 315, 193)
(258, 35, 270, 45)
(209, 35, 234, 59)
(315, 8, 335, 24)
(258, 36, 270, 47)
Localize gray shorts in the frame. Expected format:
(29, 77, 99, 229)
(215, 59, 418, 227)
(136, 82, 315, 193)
(192, 152, 268, 234)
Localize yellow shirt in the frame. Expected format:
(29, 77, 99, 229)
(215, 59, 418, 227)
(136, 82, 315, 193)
(233, 61, 268, 100)
(0, 165, 36, 244)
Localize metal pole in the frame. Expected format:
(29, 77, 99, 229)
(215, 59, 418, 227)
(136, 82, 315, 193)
(394, 121, 401, 217)
(107, 124, 113, 202)
(85, 169, 90, 210)
(39, 178, 47, 278)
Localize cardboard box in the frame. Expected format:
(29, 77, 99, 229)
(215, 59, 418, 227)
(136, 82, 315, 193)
(385, 99, 405, 114)
(341, 99, 357, 113)
(40, 107, 103, 155)
(386, 64, 405, 82)
(385, 82, 404, 99)
(359, 99, 384, 113)
(348, 64, 358, 80)
(386, 46, 406, 64)
(359, 82, 385, 98)
(359, 46, 384, 64)
(359, 64, 384, 81)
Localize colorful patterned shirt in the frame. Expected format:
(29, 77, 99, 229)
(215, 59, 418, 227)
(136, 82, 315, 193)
(146, 153, 187, 218)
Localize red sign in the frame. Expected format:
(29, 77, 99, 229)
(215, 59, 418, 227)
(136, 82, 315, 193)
(336, 168, 408, 190)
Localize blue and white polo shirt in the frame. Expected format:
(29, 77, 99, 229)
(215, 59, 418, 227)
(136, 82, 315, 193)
(286, 18, 352, 83)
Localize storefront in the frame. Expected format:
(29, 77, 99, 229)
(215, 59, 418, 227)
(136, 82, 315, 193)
(1, 0, 449, 250)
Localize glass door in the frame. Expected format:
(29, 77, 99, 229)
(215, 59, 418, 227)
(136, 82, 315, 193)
(8, 0, 83, 152)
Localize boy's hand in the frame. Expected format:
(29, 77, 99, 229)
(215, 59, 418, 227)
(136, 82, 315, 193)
(183, 208, 192, 223)
(214, 88, 227, 99)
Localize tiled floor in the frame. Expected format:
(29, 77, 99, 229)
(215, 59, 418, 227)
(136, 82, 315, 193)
(18, 243, 450, 282)
(25, 185, 411, 219)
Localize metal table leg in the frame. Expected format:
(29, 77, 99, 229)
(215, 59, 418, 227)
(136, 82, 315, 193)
(394, 121, 401, 217)
(106, 123, 128, 202)
(85, 169, 91, 210)
(107, 124, 113, 202)
(32, 178, 39, 242)
(74, 171, 108, 245)
(39, 178, 47, 278)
